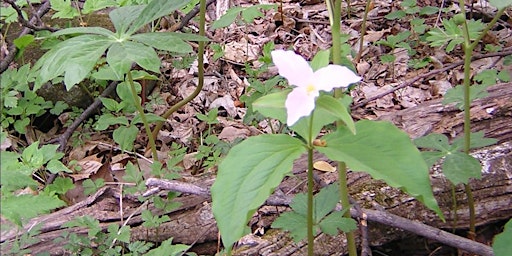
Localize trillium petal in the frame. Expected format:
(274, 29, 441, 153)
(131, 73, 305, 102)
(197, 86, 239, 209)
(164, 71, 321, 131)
(313, 65, 361, 92)
(271, 50, 313, 88)
(285, 87, 316, 126)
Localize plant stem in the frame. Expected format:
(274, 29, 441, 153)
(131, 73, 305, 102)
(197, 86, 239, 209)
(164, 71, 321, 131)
(307, 113, 315, 256)
(457, 4, 505, 241)
(355, 0, 372, 63)
(307, 146, 315, 256)
(151, 0, 207, 141)
(127, 71, 158, 161)
(332, 0, 358, 255)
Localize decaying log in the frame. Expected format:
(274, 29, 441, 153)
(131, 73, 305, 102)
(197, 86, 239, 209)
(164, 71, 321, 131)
(1, 83, 511, 255)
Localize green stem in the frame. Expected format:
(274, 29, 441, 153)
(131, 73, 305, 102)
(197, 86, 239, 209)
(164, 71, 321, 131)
(355, 0, 372, 63)
(127, 71, 158, 161)
(332, 0, 358, 255)
(151, 0, 207, 141)
(307, 146, 315, 256)
(307, 113, 315, 256)
(457, 4, 505, 241)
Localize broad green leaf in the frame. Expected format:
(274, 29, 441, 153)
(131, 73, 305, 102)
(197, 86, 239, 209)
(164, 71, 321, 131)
(414, 133, 451, 152)
(82, 0, 118, 14)
(13, 35, 34, 49)
(211, 134, 306, 252)
(50, 0, 79, 19)
(489, 0, 512, 9)
(145, 238, 189, 256)
(51, 27, 116, 38)
(420, 151, 445, 167)
(271, 211, 308, 242)
(127, 0, 191, 35)
(442, 84, 489, 110)
(211, 7, 244, 29)
(315, 95, 355, 134)
(451, 131, 497, 150)
(1, 194, 66, 226)
(310, 49, 330, 71)
(385, 10, 406, 20)
(107, 41, 161, 78)
(131, 33, 193, 53)
(100, 97, 122, 112)
(252, 90, 289, 123)
(113, 125, 138, 151)
(132, 113, 166, 124)
(109, 5, 145, 34)
(241, 5, 275, 23)
(33, 35, 112, 90)
(493, 219, 512, 256)
(443, 152, 481, 184)
(313, 184, 339, 221)
(94, 113, 129, 130)
(318, 120, 443, 218)
(47, 159, 72, 173)
(419, 6, 439, 15)
(319, 211, 357, 236)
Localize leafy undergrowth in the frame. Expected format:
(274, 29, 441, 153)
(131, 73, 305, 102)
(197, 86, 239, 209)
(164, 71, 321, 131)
(1, 0, 511, 255)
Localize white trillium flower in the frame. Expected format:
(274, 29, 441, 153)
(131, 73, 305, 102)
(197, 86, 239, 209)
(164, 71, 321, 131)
(271, 50, 362, 126)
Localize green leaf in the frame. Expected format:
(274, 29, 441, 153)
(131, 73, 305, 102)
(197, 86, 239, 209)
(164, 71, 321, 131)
(45, 177, 74, 195)
(127, 0, 191, 35)
(451, 131, 497, 150)
(315, 95, 355, 134)
(50, 101, 69, 115)
(420, 151, 445, 167)
(100, 97, 122, 112)
(94, 113, 129, 130)
(1, 194, 66, 226)
(46, 159, 72, 173)
(443, 152, 481, 184)
(319, 210, 357, 236)
(241, 5, 275, 23)
(271, 211, 308, 242)
(109, 5, 145, 34)
(50, 0, 79, 19)
(385, 10, 406, 20)
(493, 219, 512, 256)
(82, 0, 118, 14)
(132, 113, 166, 124)
(211, 7, 243, 29)
(442, 84, 489, 110)
(419, 6, 439, 15)
(13, 35, 34, 50)
(113, 125, 138, 151)
(252, 90, 289, 123)
(106, 41, 160, 78)
(318, 120, 443, 218)
(310, 49, 330, 71)
(51, 27, 116, 38)
(131, 32, 193, 53)
(145, 238, 189, 256)
(313, 184, 340, 221)
(211, 134, 306, 252)
(414, 133, 451, 152)
(33, 35, 112, 90)
(489, 0, 512, 9)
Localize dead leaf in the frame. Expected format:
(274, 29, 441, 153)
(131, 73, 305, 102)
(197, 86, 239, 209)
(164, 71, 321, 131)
(313, 161, 336, 172)
(218, 126, 250, 142)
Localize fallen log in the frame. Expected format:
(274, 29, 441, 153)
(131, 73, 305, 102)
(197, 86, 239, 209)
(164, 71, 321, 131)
(1, 83, 511, 255)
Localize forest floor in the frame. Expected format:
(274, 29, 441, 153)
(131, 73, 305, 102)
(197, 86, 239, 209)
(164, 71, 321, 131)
(1, 0, 512, 255)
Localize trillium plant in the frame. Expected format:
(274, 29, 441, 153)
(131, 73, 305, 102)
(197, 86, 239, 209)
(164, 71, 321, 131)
(211, 50, 444, 255)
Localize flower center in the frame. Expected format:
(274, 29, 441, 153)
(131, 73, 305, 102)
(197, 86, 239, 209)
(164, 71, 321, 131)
(306, 84, 316, 95)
